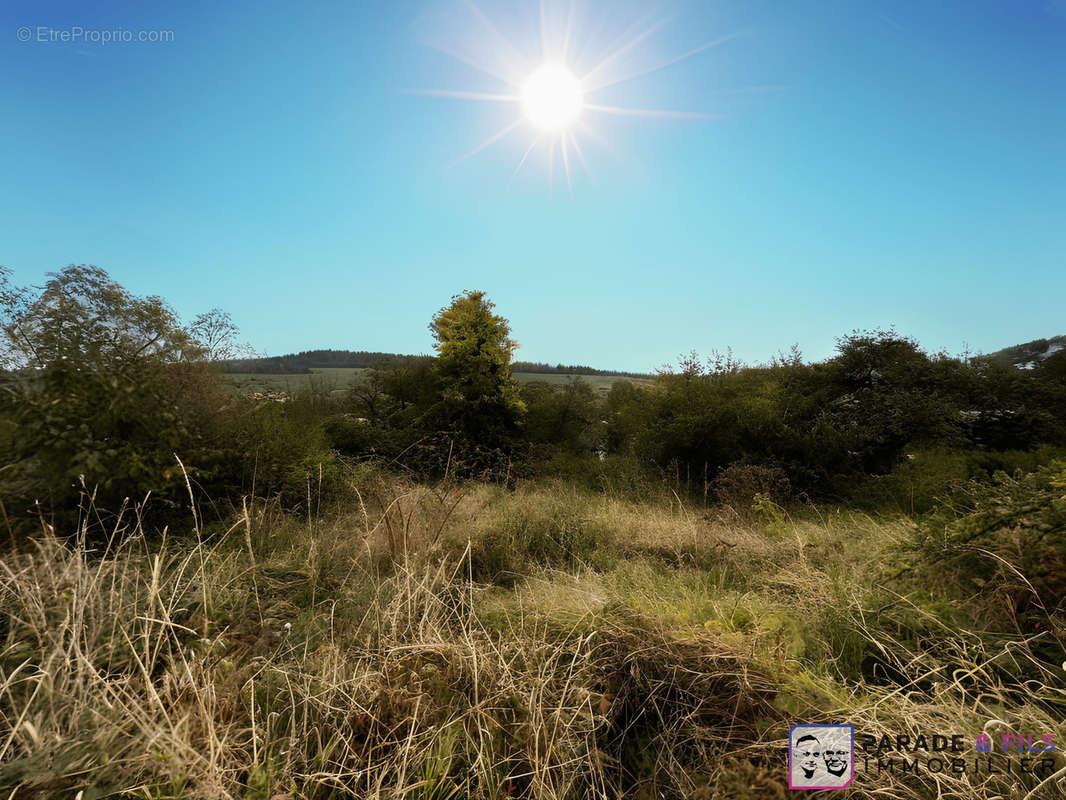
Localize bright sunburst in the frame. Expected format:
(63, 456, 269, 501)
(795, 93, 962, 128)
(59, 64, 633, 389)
(412, 0, 746, 191)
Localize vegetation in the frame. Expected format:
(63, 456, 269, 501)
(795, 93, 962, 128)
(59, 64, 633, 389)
(426, 290, 526, 447)
(221, 349, 416, 375)
(0, 266, 335, 529)
(2, 476, 1064, 798)
(987, 334, 1066, 369)
(2, 266, 1065, 798)
(222, 368, 641, 400)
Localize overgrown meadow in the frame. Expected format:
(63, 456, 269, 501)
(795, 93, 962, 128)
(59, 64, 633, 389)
(1, 267, 1065, 799)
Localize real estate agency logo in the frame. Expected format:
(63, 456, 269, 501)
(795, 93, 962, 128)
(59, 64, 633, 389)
(788, 723, 1059, 790)
(788, 724, 854, 789)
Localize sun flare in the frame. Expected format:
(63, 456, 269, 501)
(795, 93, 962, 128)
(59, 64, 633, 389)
(521, 64, 583, 131)
(414, 1, 738, 190)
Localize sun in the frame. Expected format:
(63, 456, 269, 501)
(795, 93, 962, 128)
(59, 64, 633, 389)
(521, 63, 583, 131)
(413, 1, 740, 190)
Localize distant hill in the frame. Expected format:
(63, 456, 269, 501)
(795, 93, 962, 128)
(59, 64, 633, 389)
(220, 349, 413, 374)
(511, 361, 652, 378)
(987, 335, 1066, 370)
(220, 349, 651, 378)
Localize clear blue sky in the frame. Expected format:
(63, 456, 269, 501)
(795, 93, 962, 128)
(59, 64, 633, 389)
(2, 0, 1064, 371)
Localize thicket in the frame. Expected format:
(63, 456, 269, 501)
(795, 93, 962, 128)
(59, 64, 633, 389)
(588, 332, 1066, 510)
(332, 330, 1066, 514)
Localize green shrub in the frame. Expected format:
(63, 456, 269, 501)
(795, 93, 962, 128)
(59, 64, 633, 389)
(847, 449, 973, 513)
(849, 446, 1066, 514)
(219, 396, 346, 508)
(911, 461, 1066, 630)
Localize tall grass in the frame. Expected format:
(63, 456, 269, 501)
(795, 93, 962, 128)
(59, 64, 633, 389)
(1, 476, 1064, 798)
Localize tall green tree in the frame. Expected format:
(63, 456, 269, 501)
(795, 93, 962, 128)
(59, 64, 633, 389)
(427, 290, 525, 446)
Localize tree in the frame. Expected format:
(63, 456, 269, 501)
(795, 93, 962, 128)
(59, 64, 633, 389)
(189, 308, 255, 362)
(0, 265, 237, 522)
(821, 329, 960, 474)
(1, 265, 200, 371)
(427, 290, 525, 446)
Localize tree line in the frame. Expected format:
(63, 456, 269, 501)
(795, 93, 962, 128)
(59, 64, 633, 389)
(220, 349, 649, 379)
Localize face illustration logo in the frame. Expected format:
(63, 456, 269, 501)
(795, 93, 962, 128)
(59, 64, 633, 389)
(789, 724, 854, 789)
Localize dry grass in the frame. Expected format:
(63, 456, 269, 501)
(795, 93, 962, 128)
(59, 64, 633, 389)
(1, 475, 1064, 798)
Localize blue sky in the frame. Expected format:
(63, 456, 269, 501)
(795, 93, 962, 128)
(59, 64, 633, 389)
(2, 0, 1064, 371)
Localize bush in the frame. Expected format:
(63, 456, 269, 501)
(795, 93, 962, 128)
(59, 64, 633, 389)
(911, 461, 1066, 630)
(713, 464, 791, 513)
(848, 445, 1066, 514)
(228, 397, 344, 507)
(520, 378, 601, 455)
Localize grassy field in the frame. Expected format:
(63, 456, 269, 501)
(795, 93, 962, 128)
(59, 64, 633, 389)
(223, 368, 650, 396)
(2, 471, 1063, 799)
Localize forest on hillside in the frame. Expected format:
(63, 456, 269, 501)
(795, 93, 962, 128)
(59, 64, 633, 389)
(221, 348, 649, 378)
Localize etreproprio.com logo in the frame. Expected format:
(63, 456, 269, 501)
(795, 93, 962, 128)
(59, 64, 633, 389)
(16, 25, 174, 44)
(789, 724, 1058, 790)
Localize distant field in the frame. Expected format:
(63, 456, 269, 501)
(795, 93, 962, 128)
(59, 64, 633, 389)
(223, 367, 651, 395)
(223, 367, 366, 395)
